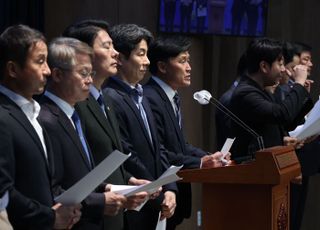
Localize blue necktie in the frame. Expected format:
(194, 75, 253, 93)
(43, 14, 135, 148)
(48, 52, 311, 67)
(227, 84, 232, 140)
(131, 86, 153, 144)
(173, 93, 182, 128)
(71, 111, 92, 166)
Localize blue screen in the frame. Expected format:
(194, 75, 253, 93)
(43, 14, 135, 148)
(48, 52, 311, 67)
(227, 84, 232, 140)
(158, 0, 268, 36)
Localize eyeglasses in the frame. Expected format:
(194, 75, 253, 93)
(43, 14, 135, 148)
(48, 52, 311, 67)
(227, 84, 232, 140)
(78, 70, 96, 79)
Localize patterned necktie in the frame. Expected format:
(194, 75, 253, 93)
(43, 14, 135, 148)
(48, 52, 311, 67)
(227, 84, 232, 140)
(173, 93, 182, 128)
(71, 111, 92, 166)
(131, 86, 153, 144)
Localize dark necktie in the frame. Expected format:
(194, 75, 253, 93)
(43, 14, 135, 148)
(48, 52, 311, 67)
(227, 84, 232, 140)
(71, 111, 92, 166)
(131, 86, 153, 144)
(97, 94, 107, 117)
(173, 93, 182, 128)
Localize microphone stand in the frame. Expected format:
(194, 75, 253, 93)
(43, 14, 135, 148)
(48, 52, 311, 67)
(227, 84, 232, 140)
(206, 96, 265, 152)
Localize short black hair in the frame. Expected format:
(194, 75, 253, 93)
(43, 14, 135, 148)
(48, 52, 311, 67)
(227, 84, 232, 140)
(293, 41, 312, 56)
(245, 38, 283, 74)
(282, 41, 299, 65)
(63, 19, 110, 47)
(148, 35, 191, 75)
(0, 24, 46, 78)
(110, 24, 153, 59)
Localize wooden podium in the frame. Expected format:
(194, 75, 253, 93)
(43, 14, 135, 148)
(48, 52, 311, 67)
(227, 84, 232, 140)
(178, 146, 300, 230)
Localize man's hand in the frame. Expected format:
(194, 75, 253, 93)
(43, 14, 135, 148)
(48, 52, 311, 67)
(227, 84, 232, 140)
(304, 79, 314, 92)
(103, 192, 127, 216)
(283, 136, 304, 149)
(293, 65, 308, 86)
(124, 191, 149, 210)
(52, 203, 82, 229)
(201, 152, 224, 168)
(129, 177, 162, 200)
(160, 191, 176, 220)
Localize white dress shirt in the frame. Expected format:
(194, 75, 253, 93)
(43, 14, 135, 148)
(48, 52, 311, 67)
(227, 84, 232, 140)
(0, 85, 47, 159)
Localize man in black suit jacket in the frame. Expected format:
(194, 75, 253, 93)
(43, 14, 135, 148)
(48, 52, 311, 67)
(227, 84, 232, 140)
(230, 38, 311, 161)
(63, 20, 150, 230)
(0, 25, 79, 229)
(144, 35, 227, 229)
(38, 37, 129, 229)
(104, 24, 177, 230)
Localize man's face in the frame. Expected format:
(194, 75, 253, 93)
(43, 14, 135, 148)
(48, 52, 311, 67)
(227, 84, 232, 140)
(163, 51, 191, 90)
(280, 55, 300, 84)
(299, 51, 312, 75)
(119, 39, 150, 85)
(92, 30, 119, 78)
(15, 40, 51, 99)
(62, 53, 93, 105)
(265, 57, 286, 86)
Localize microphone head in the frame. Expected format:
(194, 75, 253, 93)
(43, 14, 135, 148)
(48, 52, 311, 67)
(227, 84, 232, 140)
(193, 90, 212, 105)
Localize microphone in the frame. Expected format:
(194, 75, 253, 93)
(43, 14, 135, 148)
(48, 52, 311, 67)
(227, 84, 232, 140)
(193, 90, 265, 153)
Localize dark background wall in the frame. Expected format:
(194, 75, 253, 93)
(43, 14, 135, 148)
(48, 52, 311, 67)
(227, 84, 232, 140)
(2, 0, 319, 229)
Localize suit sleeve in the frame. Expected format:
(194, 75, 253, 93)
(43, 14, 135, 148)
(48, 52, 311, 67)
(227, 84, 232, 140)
(234, 83, 311, 127)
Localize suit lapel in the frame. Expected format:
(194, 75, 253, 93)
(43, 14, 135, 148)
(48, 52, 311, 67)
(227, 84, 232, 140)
(102, 95, 123, 151)
(87, 95, 118, 146)
(124, 95, 155, 149)
(150, 80, 186, 150)
(0, 94, 51, 171)
(44, 98, 92, 170)
(107, 77, 155, 150)
(59, 111, 92, 170)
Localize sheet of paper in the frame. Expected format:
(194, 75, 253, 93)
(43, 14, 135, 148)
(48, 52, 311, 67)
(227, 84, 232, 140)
(220, 138, 235, 158)
(121, 165, 183, 197)
(55, 150, 130, 205)
(289, 99, 320, 140)
(155, 211, 166, 230)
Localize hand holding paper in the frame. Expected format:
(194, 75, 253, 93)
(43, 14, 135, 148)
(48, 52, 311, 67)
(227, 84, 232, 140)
(55, 150, 130, 205)
(220, 138, 235, 165)
(111, 165, 183, 206)
(103, 191, 127, 216)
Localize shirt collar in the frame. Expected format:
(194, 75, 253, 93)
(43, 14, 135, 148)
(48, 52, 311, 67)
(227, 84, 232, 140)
(110, 76, 138, 92)
(89, 85, 102, 101)
(44, 91, 74, 119)
(152, 76, 177, 101)
(0, 84, 40, 120)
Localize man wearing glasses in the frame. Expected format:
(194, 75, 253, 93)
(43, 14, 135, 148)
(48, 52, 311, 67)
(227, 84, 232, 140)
(38, 37, 127, 229)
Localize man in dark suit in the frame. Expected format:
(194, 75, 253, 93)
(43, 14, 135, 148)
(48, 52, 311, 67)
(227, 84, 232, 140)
(215, 53, 247, 149)
(273, 41, 315, 230)
(0, 25, 79, 229)
(0, 108, 13, 230)
(62, 20, 150, 230)
(38, 37, 130, 229)
(230, 38, 311, 161)
(104, 24, 177, 230)
(144, 35, 227, 229)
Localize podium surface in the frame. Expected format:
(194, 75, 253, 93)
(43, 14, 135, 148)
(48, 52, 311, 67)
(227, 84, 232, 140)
(178, 146, 300, 230)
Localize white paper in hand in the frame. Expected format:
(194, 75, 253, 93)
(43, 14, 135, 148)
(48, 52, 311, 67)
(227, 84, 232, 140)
(220, 138, 235, 164)
(55, 150, 130, 205)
